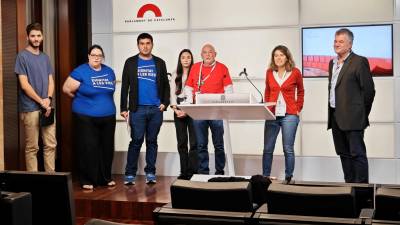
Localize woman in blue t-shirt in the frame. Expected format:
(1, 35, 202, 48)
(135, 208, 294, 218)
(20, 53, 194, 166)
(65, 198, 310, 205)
(63, 45, 116, 190)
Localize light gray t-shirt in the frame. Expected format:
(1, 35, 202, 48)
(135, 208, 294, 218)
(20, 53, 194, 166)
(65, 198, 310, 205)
(15, 49, 53, 112)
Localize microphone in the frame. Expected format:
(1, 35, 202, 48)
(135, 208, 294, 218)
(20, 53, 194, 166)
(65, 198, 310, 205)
(239, 68, 247, 77)
(239, 68, 263, 103)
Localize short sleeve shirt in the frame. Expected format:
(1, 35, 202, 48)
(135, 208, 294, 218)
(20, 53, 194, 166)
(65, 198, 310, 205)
(70, 63, 116, 117)
(15, 49, 53, 112)
(186, 61, 232, 94)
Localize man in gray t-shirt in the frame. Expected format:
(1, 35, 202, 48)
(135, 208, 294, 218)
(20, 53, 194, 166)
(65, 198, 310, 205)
(14, 22, 57, 172)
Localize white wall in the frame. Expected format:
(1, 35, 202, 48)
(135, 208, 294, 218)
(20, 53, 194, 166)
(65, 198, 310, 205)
(92, 0, 400, 184)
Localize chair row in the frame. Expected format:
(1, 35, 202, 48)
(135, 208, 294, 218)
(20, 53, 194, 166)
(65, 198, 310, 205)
(152, 179, 400, 225)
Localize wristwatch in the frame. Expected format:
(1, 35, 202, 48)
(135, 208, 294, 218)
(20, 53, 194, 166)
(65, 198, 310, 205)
(48, 96, 53, 101)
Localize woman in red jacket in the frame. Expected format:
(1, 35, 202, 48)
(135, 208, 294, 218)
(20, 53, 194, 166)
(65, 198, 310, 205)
(263, 45, 304, 184)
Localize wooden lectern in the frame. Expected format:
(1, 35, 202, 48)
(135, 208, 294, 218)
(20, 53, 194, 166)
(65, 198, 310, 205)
(179, 93, 275, 176)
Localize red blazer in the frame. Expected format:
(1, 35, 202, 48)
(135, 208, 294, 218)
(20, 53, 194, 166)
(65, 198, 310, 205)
(264, 67, 304, 115)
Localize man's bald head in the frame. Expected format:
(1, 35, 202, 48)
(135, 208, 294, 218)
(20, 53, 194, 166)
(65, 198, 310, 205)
(201, 44, 217, 65)
(202, 44, 216, 52)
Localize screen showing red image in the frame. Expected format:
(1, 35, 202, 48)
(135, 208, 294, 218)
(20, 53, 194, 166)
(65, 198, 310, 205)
(302, 24, 393, 77)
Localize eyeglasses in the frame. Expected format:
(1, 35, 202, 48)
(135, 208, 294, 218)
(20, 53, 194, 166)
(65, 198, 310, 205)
(90, 54, 103, 58)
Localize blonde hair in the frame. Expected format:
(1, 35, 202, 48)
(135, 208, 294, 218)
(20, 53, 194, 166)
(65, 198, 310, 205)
(268, 45, 295, 72)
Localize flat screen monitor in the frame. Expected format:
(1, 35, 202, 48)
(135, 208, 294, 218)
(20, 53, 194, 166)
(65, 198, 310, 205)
(0, 171, 75, 225)
(302, 24, 393, 77)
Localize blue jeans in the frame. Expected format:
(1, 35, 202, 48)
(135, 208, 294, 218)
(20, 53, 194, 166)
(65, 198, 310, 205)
(263, 114, 299, 177)
(125, 106, 163, 176)
(193, 120, 225, 175)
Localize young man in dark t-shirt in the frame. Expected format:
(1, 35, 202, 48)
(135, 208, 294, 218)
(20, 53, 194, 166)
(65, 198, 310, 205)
(15, 22, 57, 172)
(120, 33, 170, 184)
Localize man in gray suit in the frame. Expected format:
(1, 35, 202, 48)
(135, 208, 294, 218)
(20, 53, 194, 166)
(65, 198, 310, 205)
(328, 28, 375, 183)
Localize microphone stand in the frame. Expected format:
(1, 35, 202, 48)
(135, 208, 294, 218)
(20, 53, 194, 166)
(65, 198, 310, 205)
(239, 68, 263, 103)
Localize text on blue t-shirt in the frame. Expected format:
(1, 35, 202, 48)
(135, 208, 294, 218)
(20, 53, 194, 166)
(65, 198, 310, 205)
(137, 57, 160, 106)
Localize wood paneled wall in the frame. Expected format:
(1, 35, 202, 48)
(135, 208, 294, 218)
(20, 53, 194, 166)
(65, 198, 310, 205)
(55, 0, 90, 172)
(0, 0, 3, 170)
(1, 0, 26, 170)
(55, 0, 75, 172)
(1, 0, 90, 172)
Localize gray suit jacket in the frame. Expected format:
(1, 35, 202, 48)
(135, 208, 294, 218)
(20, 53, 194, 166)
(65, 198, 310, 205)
(327, 52, 375, 131)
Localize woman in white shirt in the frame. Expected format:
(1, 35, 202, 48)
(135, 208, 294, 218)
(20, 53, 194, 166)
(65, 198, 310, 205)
(170, 49, 197, 180)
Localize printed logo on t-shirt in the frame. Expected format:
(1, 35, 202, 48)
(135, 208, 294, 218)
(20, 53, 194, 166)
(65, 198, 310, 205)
(91, 74, 115, 90)
(138, 65, 157, 82)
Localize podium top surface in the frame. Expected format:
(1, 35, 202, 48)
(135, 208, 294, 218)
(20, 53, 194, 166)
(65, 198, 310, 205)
(178, 103, 276, 120)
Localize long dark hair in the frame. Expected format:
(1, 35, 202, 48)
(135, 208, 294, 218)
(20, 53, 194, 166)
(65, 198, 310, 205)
(175, 49, 193, 95)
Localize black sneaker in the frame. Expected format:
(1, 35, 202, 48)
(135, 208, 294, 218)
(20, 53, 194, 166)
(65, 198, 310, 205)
(177, 174, 187, 180)
(215, 171, 224, 175)
(282, 176, 294, 184)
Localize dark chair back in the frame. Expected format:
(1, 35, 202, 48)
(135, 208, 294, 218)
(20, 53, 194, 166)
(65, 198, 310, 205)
(85, 219, 138, 225)
(153, 206, 253, 225)
(375, 187, 400, 221)
(266, 183, 357, 218)
(170, 180, 253, 212)
(0, 171, 75, 225)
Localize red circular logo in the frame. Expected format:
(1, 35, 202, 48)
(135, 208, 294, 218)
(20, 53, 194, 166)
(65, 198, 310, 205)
(137, 4, 162, 18)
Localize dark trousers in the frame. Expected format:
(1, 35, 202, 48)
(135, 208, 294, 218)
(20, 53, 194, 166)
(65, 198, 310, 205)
(331, 113, 369, 183)
(73, 113, 116, 186)
(174, 113, 197, 177)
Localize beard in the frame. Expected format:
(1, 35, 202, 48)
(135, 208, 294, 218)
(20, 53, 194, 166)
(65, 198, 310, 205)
(28, 39, 41, 49)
